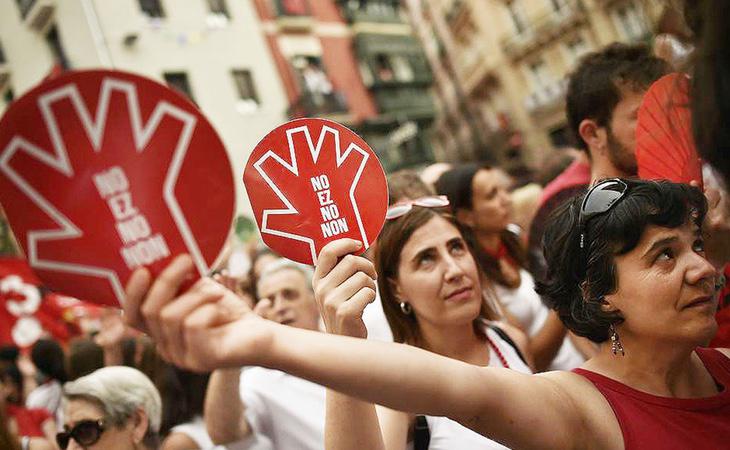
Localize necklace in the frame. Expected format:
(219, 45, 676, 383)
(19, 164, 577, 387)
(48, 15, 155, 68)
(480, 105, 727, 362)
(486, 335, 510, 368)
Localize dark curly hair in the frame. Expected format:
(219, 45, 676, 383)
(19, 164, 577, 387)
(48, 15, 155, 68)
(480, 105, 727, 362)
(566, 42, 669, 151)
(535, 179, 707, 343)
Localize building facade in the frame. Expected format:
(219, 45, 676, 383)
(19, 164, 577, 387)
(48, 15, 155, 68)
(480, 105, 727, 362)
(407, 0, 666, 168)
(0, 0, 289, 215)
(253, 0, 437, 172)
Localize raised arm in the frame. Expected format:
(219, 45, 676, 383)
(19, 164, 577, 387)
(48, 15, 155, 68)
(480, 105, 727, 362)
(124, 251, 592, 450)
(204, 368, 251, 445)
(313, 240, 386, 450)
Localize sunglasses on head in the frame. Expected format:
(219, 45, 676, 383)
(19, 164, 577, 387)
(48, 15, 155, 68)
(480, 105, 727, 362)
(386, 195, 450, 220)
(578, 178, 628, 250)
(56, 419, 106, 449)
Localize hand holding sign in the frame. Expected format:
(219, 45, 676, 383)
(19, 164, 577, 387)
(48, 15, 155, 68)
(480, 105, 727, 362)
(0, 70, 235, 306)
(244, 119, 388, 265)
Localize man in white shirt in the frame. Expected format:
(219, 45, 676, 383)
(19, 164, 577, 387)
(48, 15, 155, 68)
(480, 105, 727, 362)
(204, 259, 325, 450)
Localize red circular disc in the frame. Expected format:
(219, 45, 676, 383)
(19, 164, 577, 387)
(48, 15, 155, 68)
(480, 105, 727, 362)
(0, 70, 235, 307)
(244, 118, 388, 265)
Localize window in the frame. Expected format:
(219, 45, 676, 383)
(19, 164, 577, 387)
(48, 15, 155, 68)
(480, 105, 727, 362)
(613, 2, 648, 41)
(277, 0, 309, 16)
(4, 88, 14, 105)
(207, 0, 229, 18)
(15, 0, 35, 20)
(527, 60, 551, 88)
(46, 26, 70, 70)
(564, 36, 590, 66)
(549, 0, 568, 12)
(138, 0, 165, 18)
(390, 55, 414, 82)
(507, 0, 527, 34)
(233, 70, 259, 108)
(163, 72, 195, 103)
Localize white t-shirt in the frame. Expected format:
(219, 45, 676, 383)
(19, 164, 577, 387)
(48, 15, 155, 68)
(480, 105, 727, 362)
(363, 289, 394, 342)
(240, 367, 325, 450)
(26, 379, 63, 426)
(495, 269, 584, 371)
(169, 416, 271, 450)
(420, 326, 532, 450)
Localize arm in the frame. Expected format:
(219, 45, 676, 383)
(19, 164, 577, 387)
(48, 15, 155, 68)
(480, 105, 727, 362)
(313, 240, 386, 450)
(39, 418, 57, 450)
(161, 432, 199, 450)
(204, 369, 251, 445)
(124, 251, 590, 450)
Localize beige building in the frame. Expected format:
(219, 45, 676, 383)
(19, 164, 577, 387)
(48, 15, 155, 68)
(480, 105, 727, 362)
(0, 0, 289, 216)
(406, 0, 667, 169)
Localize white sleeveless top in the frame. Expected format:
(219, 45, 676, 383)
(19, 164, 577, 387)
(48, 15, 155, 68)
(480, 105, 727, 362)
(415, 326, 532, 450)
(495, 269, 585, 371)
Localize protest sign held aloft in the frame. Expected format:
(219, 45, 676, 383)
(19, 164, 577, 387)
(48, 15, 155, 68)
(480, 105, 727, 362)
(244, 118, 388, 265)
(0, 70, 235, 307)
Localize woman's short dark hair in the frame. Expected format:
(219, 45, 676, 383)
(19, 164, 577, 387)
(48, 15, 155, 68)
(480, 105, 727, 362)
(535, 179, 707, 343)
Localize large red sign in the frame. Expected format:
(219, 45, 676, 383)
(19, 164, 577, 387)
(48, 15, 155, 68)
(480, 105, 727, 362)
(0, 70, 235, 307)
(244, 119, 388, 265)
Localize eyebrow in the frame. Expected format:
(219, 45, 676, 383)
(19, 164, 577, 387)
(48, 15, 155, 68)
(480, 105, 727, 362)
(643, 236, 678, 258)
(410, 246, 435, 264)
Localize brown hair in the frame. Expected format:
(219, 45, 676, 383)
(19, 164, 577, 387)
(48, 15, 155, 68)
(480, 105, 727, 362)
(387, 169, 433, 205)
(375, 207, 499, 346)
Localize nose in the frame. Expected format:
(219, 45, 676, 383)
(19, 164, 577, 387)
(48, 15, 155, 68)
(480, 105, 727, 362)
(686, 251, 718, 291)
(443, 253, 466, 282)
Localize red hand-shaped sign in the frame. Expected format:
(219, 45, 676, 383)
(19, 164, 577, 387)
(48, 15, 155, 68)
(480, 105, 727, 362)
(0, 70, 235, 307)
(244, 119, 388, 265)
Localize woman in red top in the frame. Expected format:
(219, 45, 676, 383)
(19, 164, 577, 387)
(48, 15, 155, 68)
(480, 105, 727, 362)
(124, 178, 730, 450)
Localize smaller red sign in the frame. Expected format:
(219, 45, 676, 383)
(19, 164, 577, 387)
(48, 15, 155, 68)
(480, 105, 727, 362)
(244, 119, 388, 265)
(0, 70, 235, 306)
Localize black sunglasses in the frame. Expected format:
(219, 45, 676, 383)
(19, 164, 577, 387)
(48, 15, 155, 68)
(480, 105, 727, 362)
(56, 419, 106, 449)
(578, 178, 628, 250)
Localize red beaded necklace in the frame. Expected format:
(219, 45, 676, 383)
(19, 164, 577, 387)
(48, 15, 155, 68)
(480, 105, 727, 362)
(486, 335, 510, 368)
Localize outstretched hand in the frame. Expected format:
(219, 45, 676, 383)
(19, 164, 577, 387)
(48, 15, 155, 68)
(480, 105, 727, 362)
(313, 239, 377, 339)
(123, 255, 271, 372)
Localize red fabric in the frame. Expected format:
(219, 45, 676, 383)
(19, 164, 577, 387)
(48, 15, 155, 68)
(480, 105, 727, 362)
(0, 257, 94, 347)
(6, 404, 52, 437)
(574, 348, 730, 450)
(538, 159, 591, 208)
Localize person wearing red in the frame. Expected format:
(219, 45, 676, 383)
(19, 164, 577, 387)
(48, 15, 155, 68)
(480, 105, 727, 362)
(122, 178, 730, 450)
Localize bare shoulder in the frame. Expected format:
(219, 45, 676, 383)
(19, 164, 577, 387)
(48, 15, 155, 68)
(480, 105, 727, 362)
(536, 370, 624, 450)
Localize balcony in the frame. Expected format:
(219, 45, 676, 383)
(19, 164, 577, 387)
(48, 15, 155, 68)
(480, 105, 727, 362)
(273, 0, 313, 32)
(500, 0, 587, 61)
(336, 0, 402, 24)
(288, 91, 349, 119)
(523, 79, 567, 116)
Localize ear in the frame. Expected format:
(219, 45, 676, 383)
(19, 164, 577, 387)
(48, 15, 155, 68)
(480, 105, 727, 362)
(456, 208, 475, 228)
(600, 293, 619, 314)
(131, 408, 149, 444)
(578, 119, 607, 157)
(389, 277, 403, 302)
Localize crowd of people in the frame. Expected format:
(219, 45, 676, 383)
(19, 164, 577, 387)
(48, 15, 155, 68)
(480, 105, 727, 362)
(2, 0, 730, 449)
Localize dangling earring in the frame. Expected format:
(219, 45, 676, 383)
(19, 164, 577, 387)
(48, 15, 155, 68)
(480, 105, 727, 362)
(399, 302, 412, 315)
(609, 324, 624, 356)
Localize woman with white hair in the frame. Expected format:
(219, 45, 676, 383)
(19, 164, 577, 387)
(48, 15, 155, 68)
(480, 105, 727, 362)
(57, 366, 161, 450)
